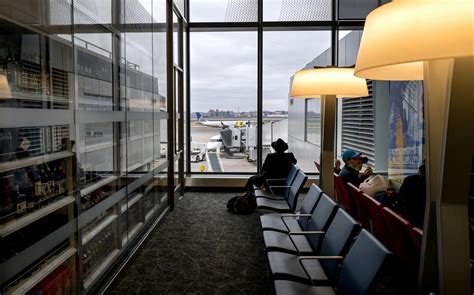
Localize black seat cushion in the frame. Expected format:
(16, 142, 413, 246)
(260, 213, 301, 233)
(263, 231, 313, 255)
(257, 198, 291, 212)
(268, 252, 331, 285)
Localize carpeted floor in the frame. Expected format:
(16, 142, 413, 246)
(105, 191, 414, 295)
(106, 192, 275, 295)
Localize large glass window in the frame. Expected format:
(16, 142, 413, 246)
(306, 98, 321, 145)
(190, 31, 257, 173)
(264, 31, 330, 173)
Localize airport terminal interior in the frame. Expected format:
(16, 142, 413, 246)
(0, 0, 472, 294)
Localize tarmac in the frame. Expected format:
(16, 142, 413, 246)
(190, 124, 257, 173)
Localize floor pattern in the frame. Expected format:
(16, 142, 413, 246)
(106, 191, 413, 295)
(106, 192, 274, 295)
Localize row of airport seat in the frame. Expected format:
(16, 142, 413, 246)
(255, 166, 393, 295)
(334, 174, 423, 275)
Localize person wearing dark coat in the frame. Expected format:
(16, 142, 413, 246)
(339, 149, 372, 187)
(244, 138, 297, 192)
(398, 163, 426, 228)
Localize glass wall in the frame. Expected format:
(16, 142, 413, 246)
(263, 30, 330, 173)
(0, 0, 170, 293)
(190, 31, 257, 173)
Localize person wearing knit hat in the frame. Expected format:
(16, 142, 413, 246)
(244, 138, 297, 192)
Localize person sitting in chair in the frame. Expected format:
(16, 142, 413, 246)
(244, 138, 297, 192)
(339, 149, 373, 187)
(398, 161, 426, 228)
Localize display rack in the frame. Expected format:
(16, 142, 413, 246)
(121, 193, 143, 213)
(0, 151, 73, 173)
(0, 196, 75, 238)
(83, 249, 120, 290)
(122, 222, 144, 247)
(82, 214, 118, 245)
(5, 247, 77, 295)
(80, 175, 118, 197)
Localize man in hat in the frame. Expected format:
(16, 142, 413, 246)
(339, 149, 373, 187)
(244, 138, 297, 192)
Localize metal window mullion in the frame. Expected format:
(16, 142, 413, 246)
(185, 19, 191, 175)
(70, 2, 82, 293)
(257, 0, 263, 173)
(178, 16, 185, 195)
(166, 0, 175, 210)
(112, 0, 125, 251)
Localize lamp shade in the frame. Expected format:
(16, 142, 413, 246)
(355, 0, 474, 81)
(290, 67, 368, 98)
(0, 74, 12, 99)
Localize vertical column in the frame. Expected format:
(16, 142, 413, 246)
(420, 57, 473, 294)
(112, 0, 124, 250)
(320, 95, 336, 198)
(178, 19, 185, 196)
(257, 0, 263, 173)
(166, 0, 175, 210)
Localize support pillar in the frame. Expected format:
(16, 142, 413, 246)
(420, 57, 473, 294)
(320, 94, 337, 198)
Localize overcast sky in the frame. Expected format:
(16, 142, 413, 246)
(191, 31, 332, 112)
(186, 0, 337, 112)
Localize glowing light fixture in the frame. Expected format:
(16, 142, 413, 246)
(291, 67, 369, 98)
(355, 0, 473, 80)
(0, 74, 11, 99)
(354, 1, 473, 293)
(290, 67, 368, 197)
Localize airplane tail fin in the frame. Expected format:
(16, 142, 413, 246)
(196, 112, 206, 122)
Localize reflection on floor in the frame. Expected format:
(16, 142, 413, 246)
(106, 192, 274, 294)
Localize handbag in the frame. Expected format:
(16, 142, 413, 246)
(359, 175, 388, 197)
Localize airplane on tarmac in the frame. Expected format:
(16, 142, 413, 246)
(195, 112, 252, 128)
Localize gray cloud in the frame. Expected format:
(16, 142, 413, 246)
(191, 30, 331, 112)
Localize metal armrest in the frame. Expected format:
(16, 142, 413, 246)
(280, 213, 312, 218)
(288, 231, 324, 236)
(268, 185, 291, 188)
(299, 256, 343, 261)
(298, 256, 343, 286)
(287, 231, 325, 256)
(280, 214, 312, 232)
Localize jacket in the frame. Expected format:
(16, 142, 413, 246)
(261, 152, 297, 179)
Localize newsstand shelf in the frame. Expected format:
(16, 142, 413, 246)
(5, 247, 77, 295)
(0, 196, 75, 238)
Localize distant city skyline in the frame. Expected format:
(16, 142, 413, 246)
(191, 109, 288, 117)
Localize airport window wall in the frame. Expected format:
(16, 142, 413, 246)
(186, 0, 384, 176)
(263, 31, 329, 173)
(0, 0, 171, 293)
(190, 31, 257, 173)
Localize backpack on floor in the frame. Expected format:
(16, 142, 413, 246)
(226, 191, 257, 214)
